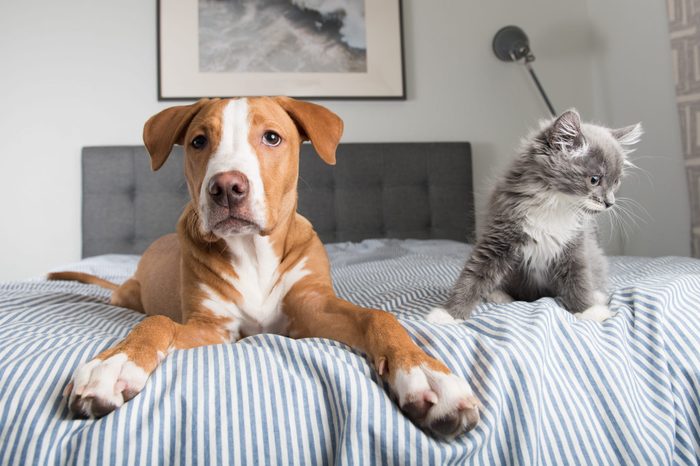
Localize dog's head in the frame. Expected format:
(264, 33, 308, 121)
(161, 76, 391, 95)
(143, 97, 343, 238)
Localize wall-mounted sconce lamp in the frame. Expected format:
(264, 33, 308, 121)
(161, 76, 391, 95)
(493, 25, 557, 117)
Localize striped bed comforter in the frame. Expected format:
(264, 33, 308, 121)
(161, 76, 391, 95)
(0, 239, 699, 465)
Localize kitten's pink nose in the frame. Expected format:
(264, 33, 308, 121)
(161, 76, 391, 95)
(604, 193, 615, 209)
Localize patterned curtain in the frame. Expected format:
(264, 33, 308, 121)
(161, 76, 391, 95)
(668, 0, 700, 257)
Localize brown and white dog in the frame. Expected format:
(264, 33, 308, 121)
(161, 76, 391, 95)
(49, 97, 479, 438)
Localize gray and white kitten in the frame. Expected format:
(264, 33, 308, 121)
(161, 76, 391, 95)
(438, 110, 642, 322)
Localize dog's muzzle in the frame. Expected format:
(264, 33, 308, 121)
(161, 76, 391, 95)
(205, 170, 260, 234)
(208, 170, 249, 208)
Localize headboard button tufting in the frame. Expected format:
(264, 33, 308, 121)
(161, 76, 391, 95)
(81, 143, 474, 256)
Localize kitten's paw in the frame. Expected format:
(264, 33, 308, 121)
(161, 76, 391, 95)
(426, 307, 463, 324)
(487, 290, 514, 304)
(442, 299, 478, 320)
(592, 291, 608, 305)
(575, 305, 615, 322)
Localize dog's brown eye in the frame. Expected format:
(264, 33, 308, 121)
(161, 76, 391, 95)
(589, 175, 601, 186)
(191, 135, 207, 150)
(262, 131, 282, 147)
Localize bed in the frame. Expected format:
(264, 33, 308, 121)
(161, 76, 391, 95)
(1, 143, 699, 465)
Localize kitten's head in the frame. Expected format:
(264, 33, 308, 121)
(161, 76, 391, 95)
(530, 109, 642, 214)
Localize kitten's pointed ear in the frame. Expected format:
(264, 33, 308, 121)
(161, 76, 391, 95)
(611, 123, 643, 147)
(547, 109, 586, 156)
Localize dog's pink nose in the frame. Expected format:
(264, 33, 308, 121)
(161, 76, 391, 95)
(207, 171, 249, 208)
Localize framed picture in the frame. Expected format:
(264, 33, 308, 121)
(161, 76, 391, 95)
(157, 0, 405, 100)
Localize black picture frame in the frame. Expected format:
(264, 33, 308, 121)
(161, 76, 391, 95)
(157, 0, 406, 101)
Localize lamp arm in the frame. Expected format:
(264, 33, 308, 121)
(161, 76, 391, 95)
(524, 61, 557, 117)
(493, 25, 558, 118)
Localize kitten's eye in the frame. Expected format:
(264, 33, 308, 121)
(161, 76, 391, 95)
(589, 175, 601, 186)
(191, 135, 208, 150)
(262, 131, 282, 147)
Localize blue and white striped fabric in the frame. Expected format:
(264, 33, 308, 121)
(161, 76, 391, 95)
(1, 239, 699, 465)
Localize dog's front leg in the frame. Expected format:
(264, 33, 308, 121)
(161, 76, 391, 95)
(65, 315, 228, 418)
(286, 290, 480, 439)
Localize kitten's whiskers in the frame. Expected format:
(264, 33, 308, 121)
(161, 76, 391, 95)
(623, 158, 655, 187)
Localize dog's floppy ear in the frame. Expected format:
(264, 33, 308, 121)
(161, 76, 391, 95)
(275, 96, 344, 165)
(143, 99, 211, 171)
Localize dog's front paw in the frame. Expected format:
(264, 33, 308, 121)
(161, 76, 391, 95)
(391, 364, 480, 439)
(64, 353, 148, 418)
(575, 304, 615, 322)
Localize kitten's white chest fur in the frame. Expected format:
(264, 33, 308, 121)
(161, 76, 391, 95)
(521, 193, 581, 285)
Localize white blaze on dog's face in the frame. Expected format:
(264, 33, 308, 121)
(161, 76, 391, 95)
(142, 96, 343, 238)
(198, 99, 269, 234)
(185, 98, 301, 236)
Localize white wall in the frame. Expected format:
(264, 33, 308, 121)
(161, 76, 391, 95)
(0, 0, 689, 281)
(586, 0, 692, 257)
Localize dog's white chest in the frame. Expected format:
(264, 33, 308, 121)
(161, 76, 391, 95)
(200, 236, 308, 339)
(521, 196, 580, 283)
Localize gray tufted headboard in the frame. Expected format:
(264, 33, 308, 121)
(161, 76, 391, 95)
(82, 143, 474, 257)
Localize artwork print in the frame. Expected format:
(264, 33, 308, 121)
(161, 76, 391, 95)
(199, 0, 367, 73)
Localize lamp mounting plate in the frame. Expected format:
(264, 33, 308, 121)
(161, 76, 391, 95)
(493, 25, 531, 62)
